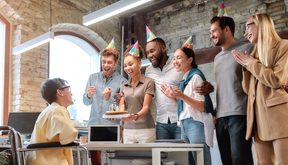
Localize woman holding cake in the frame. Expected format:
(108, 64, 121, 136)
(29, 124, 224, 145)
(119, 41, 156, 144)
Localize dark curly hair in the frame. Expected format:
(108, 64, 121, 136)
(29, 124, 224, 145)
(41, 78, 69, 104)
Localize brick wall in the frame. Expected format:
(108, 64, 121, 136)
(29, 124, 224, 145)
(1, 0, 288, 113)
(145, 0, 288, 106)
(1, 0, 121, 112)
(146, 0, 288, 53)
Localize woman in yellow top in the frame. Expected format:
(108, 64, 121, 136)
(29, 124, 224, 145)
(232, 13, 288, 164)
(26, 78, 78, 165)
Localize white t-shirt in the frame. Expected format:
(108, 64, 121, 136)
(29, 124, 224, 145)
(179, 73, 214, 147)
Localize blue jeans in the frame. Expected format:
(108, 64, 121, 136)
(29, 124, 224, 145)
(156, 119, 181, 140)
(216, 115, 253, 165)
(181, 118, 211, 165)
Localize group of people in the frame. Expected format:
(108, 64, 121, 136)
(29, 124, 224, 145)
(27, 13, 288, 165)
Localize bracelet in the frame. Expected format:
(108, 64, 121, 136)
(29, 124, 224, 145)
(133, 114, 139, 121)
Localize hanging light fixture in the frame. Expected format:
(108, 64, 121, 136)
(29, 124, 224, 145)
(13, 32, 54, 55)
(83, 0, 153, 26)
(13, 0, 54, 55)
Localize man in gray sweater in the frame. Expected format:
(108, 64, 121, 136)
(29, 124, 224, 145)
(198, 16, 254, 165)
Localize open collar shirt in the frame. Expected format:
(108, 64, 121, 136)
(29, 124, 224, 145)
(83, 71, 126, 126)
(145, 55, 184, 124)
(121, 75, 155, 129)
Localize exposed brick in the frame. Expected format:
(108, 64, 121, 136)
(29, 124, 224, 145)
(1, 0, 288, 114)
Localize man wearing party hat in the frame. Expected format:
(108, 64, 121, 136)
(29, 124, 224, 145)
(83, 38, 126, 126)
(145, 26, 184, 140)
(83, 38, 126, 164)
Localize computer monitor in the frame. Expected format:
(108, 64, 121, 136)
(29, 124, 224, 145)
(7, 112, 41, 135)
(88, 125, 120, 143)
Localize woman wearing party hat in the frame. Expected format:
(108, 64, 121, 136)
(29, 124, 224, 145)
(119, 41, 156, 144)
(118, 41, 155, 165)
(166, 36, 214, 165)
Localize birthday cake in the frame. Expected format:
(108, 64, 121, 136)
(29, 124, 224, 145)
(105, 111, 128, 115)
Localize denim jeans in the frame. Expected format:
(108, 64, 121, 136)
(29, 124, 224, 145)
(216, 115, 253, 165)
(156, 119, 181, 140)
(181, 117, 211, 165)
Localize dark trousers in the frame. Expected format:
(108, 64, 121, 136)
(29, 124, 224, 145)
(216, 115, 253, 165)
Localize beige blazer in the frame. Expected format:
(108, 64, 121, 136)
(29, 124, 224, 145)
(242, 39, 288, 141)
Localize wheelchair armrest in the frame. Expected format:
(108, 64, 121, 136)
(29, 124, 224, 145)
(26, 141, 79, 149)
(0, 126, 9, 130)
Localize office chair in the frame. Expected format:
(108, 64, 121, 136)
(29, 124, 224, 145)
(0, 126, 89, 165)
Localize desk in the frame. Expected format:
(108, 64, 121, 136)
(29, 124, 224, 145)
(84, 143, 204, 165)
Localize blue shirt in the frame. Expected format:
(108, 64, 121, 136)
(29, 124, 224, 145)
(83, 71, 126, 125)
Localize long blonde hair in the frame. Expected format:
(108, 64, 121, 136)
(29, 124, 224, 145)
(251, 13, 281, 66)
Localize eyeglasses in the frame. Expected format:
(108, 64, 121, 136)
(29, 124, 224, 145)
(59, 86, 71, 92)
(246, 22, 255, 26)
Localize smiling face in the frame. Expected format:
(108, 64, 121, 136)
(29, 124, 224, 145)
(145, 41, 164, 68)
(173, 49, 192, 73)
(101, 55, 117, 78)
(124, 55, 141, 78)
(210, 22, 226, 46)
(245, 17, 258, 44)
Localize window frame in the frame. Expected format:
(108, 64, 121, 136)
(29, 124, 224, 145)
(0, 14, 11, 125)
(49, 31, 101, 121)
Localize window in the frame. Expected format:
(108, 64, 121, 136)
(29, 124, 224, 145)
(0, 19, 5, 125)
(49, 35, 100, 122)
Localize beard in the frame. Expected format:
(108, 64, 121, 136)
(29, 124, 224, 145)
(213, 33, 225, 46)
(151, 51, 165, 68)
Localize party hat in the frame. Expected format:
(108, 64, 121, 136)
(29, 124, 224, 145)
(182, 36, 193, 49)
(129, 41, 140, 57)
(106, 38, 116, 50)
(218, 0, 228, 16)
(146, 26, 157, 42)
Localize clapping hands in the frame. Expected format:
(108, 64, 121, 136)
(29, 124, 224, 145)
(161, 84, 182, 99)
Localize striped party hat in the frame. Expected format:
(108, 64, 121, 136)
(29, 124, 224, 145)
(106, 38, 116, 50)
(129, 41, 140, 57)
(218, 0, 228, 16)
(146, 26, 157, 42)
(182, 36, 193, 49)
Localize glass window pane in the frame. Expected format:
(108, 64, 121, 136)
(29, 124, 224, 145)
(49, 35, 100, 122)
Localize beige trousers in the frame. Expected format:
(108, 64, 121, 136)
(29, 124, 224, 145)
(254, 131, 288, 165)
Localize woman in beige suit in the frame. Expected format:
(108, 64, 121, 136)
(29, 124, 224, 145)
(232, 13, 288, 164)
